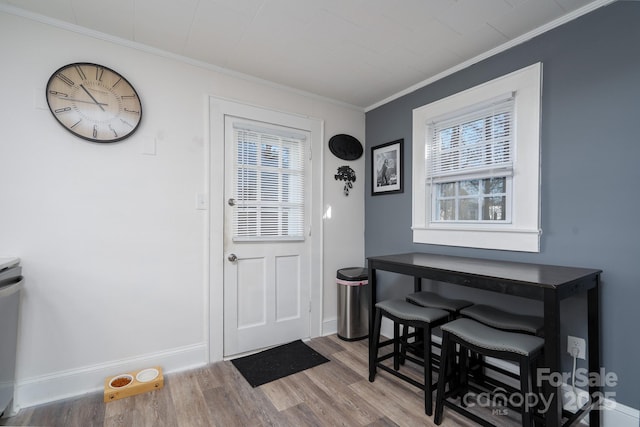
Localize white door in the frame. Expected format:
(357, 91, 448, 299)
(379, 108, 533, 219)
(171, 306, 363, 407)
(223, 115, 311, 356)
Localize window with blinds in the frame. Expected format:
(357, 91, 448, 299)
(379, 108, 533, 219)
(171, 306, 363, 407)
(232, 123, 306, 241)
(427, 95, 514, 222)
(412, 63, 541, 251)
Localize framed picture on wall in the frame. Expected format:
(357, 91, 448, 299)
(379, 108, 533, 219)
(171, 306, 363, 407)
(371, 139, 403, 195)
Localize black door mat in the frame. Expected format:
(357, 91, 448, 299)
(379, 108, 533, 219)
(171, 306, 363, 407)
(231, 340, 330, 387)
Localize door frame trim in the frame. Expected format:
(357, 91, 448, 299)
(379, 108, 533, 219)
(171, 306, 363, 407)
(208, 96, 324, 362)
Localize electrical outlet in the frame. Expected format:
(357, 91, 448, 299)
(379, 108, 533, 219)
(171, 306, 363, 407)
(567, 335, 586, 359)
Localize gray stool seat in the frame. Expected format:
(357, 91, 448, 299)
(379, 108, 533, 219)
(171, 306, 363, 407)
(406, 291, 473, 313)
(441, 318, 544, 356)
(376, 299, 449, 323)
(460, 304, 544, 336)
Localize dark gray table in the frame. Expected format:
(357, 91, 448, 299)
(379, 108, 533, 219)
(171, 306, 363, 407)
(367, 252, 602, 427)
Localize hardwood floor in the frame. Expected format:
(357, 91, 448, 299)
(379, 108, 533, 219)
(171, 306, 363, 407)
(1, 335, 521, 427)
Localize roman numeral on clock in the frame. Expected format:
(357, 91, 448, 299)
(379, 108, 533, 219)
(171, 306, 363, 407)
(75, 65, 86, 80)
(96, 66, 104, 81)
(56, 73, 75, 87)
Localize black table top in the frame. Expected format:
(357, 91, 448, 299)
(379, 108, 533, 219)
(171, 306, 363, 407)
(367, 252, 601, 290)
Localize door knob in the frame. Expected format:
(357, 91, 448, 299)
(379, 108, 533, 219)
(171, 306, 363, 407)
(228, 253, 238, 262)
(228, 198, 236, 206)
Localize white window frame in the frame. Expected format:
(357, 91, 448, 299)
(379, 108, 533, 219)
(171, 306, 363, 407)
(412, 63, 542, 252)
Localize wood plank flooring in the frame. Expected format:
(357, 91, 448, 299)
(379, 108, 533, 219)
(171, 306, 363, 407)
(0, 335, 522, 427)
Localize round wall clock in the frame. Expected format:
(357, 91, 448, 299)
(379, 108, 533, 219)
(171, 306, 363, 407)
(46, 62, 142, 143)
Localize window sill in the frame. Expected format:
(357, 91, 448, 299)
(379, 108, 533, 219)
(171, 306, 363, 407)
(412, 226, 541, 252)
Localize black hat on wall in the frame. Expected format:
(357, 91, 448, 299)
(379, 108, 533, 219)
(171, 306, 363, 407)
(328, 134, 363, 160)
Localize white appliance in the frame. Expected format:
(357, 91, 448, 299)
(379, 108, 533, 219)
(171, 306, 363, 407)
(0, 257, 22, 417)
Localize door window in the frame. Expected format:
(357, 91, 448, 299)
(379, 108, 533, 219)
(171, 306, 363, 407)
(232, 121, 306, 241)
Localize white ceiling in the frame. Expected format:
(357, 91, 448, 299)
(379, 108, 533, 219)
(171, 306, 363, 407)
(0, 0, 614, 109)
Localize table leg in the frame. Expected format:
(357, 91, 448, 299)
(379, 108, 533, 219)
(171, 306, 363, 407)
(413, 276, 424, 357)
(588, 276, 601, 427)
(368, 266, 377, 354)
(543, 289, 562, 427)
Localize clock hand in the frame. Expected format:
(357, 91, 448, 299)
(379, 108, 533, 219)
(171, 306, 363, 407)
(83, 87, 110, 95)
(79, 84, 105, 111)
(57, 96, 109, 106)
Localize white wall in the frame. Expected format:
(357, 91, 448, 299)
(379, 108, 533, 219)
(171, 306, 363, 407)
(0, 10, 364, 409)
(321, 131, 366, 331)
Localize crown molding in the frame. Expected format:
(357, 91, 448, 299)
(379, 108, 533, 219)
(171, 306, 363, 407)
(365, 0, 617, 112)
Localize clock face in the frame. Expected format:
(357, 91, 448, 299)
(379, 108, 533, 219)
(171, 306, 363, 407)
(46, 63, 142, 143)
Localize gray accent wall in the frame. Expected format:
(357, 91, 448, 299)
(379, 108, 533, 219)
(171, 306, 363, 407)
(365, 1, 640, 408)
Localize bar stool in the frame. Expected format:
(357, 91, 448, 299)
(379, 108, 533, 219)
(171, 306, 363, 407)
(460, 304, 544, 336)
(369, 298, 450, 415)
(406, 291, 473, 320)
(434, 318, 544, 427)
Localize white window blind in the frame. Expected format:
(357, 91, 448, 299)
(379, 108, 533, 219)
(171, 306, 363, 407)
(233, 122, 306, 241)
(427, 94, 514, 183)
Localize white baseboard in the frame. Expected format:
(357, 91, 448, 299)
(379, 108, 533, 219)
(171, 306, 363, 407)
(599, 400, 640, 426)
(322, 317, 337, 336)
(11, 342, 207, 414)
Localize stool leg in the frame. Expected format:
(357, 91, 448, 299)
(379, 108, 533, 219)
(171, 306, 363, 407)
(459, 347, 468, 407)
(369, 308, 383, 382)
(393, 321, 400, 371)
(423, 325, 433, 416)
(434, 331, 451, 425)
(531, 355, 543, 418)
(399, 324, 409, 365)
(519, 356, 533, 427)
(469, 351, 485, 386)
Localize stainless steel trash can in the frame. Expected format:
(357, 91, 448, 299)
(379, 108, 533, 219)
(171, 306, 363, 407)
(336, 267, 368, 341)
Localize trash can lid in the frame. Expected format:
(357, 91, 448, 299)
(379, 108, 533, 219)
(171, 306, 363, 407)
(337, 267, 368, 281)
